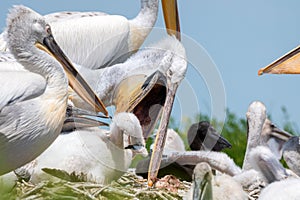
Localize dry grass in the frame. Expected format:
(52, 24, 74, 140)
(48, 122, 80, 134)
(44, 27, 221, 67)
(2, 172, 191, 200)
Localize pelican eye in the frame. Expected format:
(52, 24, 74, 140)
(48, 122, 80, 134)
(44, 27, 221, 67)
(167, 69, 173, 77)
(45, 25, 52, 34)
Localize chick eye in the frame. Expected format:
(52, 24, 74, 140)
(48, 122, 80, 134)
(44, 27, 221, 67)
(45, 25, 51, 34)
(168, 69, 173, 77)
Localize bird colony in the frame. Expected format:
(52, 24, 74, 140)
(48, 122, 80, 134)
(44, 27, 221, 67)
(0, 1, 299, 200)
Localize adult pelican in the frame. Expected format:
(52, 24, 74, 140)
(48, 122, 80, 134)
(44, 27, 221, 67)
(52, 31, 185, 186)
(1, 32, 185, 186)
(1, 0, 180, 70)
(0, 5, 107, 175)
(1, 4, 182, 185)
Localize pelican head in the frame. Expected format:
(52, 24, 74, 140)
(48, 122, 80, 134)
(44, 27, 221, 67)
(192, 162, 213, 200)
(261, 119, 292, 142)
(261, 118, 292, 159)
(187, 121, 232, 152)
(7, 5, 108, 116)
(111, 112, 148, 157)
(7, 6, 49, 56)
(242, 101, 267, 171)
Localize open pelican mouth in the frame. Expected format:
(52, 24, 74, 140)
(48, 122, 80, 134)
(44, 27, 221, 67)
(113, 73, 167, 139)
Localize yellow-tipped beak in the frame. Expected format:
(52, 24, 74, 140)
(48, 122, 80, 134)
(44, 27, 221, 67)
(258, 45, 300, 75)
(35, 35, 108, 117)
(161, 0, 181, 40)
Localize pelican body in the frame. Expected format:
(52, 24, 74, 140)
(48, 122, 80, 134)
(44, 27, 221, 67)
(0, 6, 107, 175)
(13, 113, 147, 184)
(282, 136, 300, 176)
(242, 101, 292, 171)
(0, 0, 180, 70)
(249, 146, 300, 200)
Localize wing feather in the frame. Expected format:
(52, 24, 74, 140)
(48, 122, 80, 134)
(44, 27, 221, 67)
(0, 71, 46, 110)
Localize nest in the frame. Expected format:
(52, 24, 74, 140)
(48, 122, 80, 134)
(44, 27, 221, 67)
(3, 172, 192, 200)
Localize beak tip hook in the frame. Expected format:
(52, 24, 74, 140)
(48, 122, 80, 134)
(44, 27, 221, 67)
(258, 69, 264, 76)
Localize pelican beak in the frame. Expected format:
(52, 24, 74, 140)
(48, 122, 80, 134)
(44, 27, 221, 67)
(125, 144, 148, 157)
(35, 34, 108, 117)
(161, 0, 181, 40)
(193, 169, 213, 200)
(63, 117, 109, 132)
(63, 105, 109, 132)
(147, 73, 179, 186)
(270, 124, 292, 141)
(192, 163, 213, 200)
(205, 126, 232, 151)
(113, 73, 167, 139)
(258, 46, 300, 75)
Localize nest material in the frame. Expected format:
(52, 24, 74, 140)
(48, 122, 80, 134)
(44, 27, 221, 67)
(3, 172, 191, 200)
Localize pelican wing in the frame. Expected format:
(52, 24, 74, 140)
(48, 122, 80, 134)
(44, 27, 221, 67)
(0, 53, 15, 63)
(0, 71, 46, 110)
(47, 14, 130, 69)
(45, 11, 108, 23)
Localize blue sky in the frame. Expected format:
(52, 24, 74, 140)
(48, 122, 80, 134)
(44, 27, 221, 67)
(1, 1, 300, 132)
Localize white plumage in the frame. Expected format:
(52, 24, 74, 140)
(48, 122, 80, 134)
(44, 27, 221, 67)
(0, 5, 106, 175)
(1, 0, 159, 70)
(185, 162, 247, 200)
(282, 136, 300, 176)
(0, 6, 69, 175)
(13, 113, 147, 184)
(249, 146, 300, 200)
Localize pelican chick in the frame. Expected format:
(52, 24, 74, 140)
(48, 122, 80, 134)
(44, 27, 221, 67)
(259, 178, 300, 200)
(260, 119, 292, 159)
(188, 121, 231, 151)
(185, 162, 247, 200)
(0, 5, 106, 175)
(282, 136, 300, 176)
(242, 101, 293, 171)
(249, 146, 300, 200)
(242, 101, 267, 171)
(249, 146, 291, 184)
(13, 113, 147, 184)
